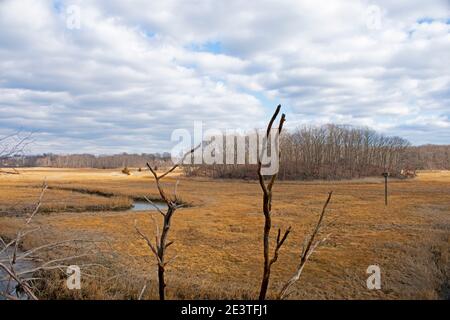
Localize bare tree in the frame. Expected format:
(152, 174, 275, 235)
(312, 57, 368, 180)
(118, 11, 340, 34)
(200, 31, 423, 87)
(257, 105, 291, 300)
(278, 191, 333, 299)
(0, 131, 33, 158)
(0, 131, 33, 174)
(135, 145, 199, 300)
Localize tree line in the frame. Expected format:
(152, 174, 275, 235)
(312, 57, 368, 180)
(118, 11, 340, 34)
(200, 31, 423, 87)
(279, 124, 411, 179)
(0, 152, 172, 169)
(401, 144, 450, 170)
(184, 124, 419, 180)
(2, 127, 448, 179)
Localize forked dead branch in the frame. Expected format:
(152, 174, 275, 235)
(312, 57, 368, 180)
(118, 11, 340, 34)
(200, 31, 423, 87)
(278, 191, 333, 299)
(135, 144, 200, 300)
(257, 105, 290, 300)
(257, 105, 333, 300)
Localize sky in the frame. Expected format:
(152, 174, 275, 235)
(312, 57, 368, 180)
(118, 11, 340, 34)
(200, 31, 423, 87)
(0, 0, 449, 154)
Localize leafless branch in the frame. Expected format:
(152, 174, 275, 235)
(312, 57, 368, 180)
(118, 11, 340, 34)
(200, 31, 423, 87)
(26, 182, 48, 225)
(143, 196, 165, 216)
(138, 145, 199, 300)
(0, 131, 34, 164)
(138, 280, 149, 300)
(258, 105, 290, 300)
(269, 227, 292, 267)
(0, 182, 48, 300)
(0, 263, 38, 300)
(278, 191, 333, 300)
(134, 220, 160, 265)
(0, 181, 104, 300)
(15, 239, 89, 261)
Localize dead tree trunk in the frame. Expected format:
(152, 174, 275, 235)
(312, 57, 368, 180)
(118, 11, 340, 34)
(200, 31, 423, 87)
(258, 105, 291, 300)
(135, 145, 198, 300)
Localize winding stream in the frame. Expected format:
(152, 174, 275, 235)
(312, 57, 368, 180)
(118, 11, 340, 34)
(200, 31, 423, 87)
(129, 200, 167, 212)
(1, 195, 168, 299)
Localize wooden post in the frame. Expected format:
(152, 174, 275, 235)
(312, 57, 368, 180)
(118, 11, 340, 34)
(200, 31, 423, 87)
(382, 172, 389, 206)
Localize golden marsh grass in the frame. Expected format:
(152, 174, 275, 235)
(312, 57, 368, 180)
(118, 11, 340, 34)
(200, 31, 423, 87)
(0, 168, 449, 299)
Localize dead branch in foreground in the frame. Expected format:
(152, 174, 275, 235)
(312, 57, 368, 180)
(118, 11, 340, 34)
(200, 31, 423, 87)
(258, 104, 289, 300)
(278, 191, 333, 299)
(257, 105, 334, 300)
(0, 182, 47, 300)
(0, 182, 100, 300)
(135, 145, 199, 300)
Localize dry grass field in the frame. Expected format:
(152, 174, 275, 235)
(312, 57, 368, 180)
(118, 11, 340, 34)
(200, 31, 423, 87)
(1, 168, 449, 300)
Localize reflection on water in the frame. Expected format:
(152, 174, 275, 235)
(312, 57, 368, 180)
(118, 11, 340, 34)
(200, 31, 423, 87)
(130, 200, 168, 212)
(0, 200, 170, 300)
(0, 248, 35, 300)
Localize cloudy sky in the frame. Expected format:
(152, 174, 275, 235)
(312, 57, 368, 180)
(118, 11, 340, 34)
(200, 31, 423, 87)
(0, 0, 449, 154)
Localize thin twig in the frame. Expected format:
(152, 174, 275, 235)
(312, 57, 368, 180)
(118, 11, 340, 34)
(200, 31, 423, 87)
(278, 192, 333, 300)
(26, 182, 48, 225)
(138, 280, 149, 300)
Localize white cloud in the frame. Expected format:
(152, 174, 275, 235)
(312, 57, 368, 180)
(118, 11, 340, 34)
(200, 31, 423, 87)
(0, 0, 449, 154)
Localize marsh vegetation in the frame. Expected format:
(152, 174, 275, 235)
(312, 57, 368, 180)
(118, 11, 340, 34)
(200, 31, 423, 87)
(0, 168, 449, 299)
